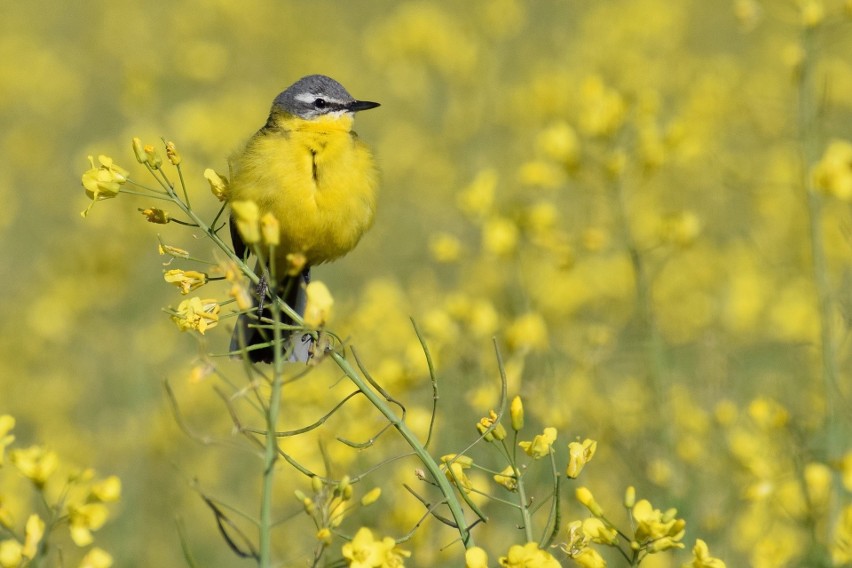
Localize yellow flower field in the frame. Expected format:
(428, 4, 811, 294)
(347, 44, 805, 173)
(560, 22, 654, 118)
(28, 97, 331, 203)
(1, 1, 851, 566)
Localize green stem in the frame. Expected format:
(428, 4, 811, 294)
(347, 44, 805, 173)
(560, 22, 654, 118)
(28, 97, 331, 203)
(797, 26, 838, 459)
(611, 175, 666, 412)
(259, 246, 283, 567)
(330, 352, 474, 547)
(513, 465, 534, 543)
(797, 28, 840, 565)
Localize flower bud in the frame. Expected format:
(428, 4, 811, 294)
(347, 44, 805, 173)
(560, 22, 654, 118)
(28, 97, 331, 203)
(360, 488, 382, 506)
(139, 208, 170, 224)
(316, 527, 332, 544)
(566, 439, 597, 478)
(204, 168, 230, 201)
(624, 486, 636, 509)
(132, 137, 147, 163)
(304, 281, 334, 328)
(165, 141, 181, 165)
(260, 212, 280, 246)
(465, 546, 489, 568)
(576, 486, 604, 517)
(230, 200, 261, 244)
(510, 395, 524, 431)
(143, 144, 162, 169)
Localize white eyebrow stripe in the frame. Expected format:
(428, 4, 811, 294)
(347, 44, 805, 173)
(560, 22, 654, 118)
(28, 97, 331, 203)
(294, 92, 348, 105)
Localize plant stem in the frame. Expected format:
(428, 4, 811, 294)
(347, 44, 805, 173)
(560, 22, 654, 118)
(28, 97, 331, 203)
(611, 175, 667, 415)
(797, 26, 838, 457)
(259, 248, 283, 567)
(514, 465, 534, 543)
(330, 352, 474, 547)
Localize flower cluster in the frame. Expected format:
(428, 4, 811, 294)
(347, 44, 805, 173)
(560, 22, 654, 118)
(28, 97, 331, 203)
(55, 1, 852, 565)
(0, 416, 119, 567)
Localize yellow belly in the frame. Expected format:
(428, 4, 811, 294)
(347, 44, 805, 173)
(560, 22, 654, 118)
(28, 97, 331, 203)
(229, 119, 378, 268)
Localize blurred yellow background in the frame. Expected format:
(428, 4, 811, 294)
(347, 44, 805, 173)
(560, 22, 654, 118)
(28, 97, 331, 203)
(2, 0, 852, 566)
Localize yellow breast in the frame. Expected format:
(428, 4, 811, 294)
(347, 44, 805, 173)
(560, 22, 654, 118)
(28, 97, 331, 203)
(229, 113, 378, 267)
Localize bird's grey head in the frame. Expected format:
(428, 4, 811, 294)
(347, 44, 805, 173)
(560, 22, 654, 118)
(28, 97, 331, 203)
(272, 75, 380, 119)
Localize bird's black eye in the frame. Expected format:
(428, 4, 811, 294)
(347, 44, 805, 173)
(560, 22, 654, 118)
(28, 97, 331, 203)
(314, 98, 327, 108)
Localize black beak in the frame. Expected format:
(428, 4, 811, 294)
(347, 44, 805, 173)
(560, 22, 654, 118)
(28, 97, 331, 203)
(348, 100, 381, 112)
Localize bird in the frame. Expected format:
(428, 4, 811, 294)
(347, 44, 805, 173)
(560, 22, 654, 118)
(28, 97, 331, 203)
(227, 74, 380, 363)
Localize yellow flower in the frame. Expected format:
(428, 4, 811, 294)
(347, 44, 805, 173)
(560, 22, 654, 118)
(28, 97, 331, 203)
(476, 410, 506, 442)
(163, 270, 208, 295)
(131, 137, 146, 163)
(833, 505, 852, 565)
(0, 500, 13, 530)
(81, 155, 129, 217)
(573, 547, 607, 568)
(582, 517, 617, 546)
(218, 257, 252, 311)
(624, 486, 636, 508)
(498, 542, 560, 568)
(68, 503, 109, 546)
(734, 0, 762, 31)
(138, 207, 170, 224)
(230, 200, 261, 244)
(579, 76, 627, 137)
(165, 141, 181, 166)
(506, 312, 548, 352)
(841, 451, 852, 492)
(510, 396, 524, 431)
(304, 281, 334, 328)
(78, 547, 113, 568)
(285, 252, 308, 277)
(317, 528, 332, 545)
(465, 546, 489, 568)
(429, 232, 462, 263)
(483, 217, 519, 256)
(10, 446, 59, 487)
(812, 139, 852, 200)
(360, 488, 382, 507)
(171, 297, 221, 334)
(142, 144, 162, 169)
(159, 244, 191, 259)
(260, 212, 280, 246)
(747, 397, 788, 429)
(576, 487, 604, 517)
(631, 499, 685, 551)
(230, 282, 253, 312)
(457, 169, 497, 218)
(0, 540, 22, 568)
(90, 476, 122, 503)
(22, 515, 44, 559)
(494, 465, 518, 491)
(204, 168, 230, 201)
(799, 0, 825, 27)
(561, 520, 587, 556)
(537, 121, 580, 167)
(804, 462, 832, 510)
(341, 527, 410, 568)
(519, 427, 557, 459)
(659, 211, 701, 247)
(683, 539, 726, 568)
(566, 439, 597, 478)
(0, 415, 14, 465)
(517, 160, 565, 189)
(440, 454, 473, 493)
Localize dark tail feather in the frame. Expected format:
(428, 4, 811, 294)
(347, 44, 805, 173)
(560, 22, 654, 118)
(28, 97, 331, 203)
(230, 268, 313, 363)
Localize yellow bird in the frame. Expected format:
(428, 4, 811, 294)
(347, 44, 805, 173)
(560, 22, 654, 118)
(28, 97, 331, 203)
(228, 75, 380, 362)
